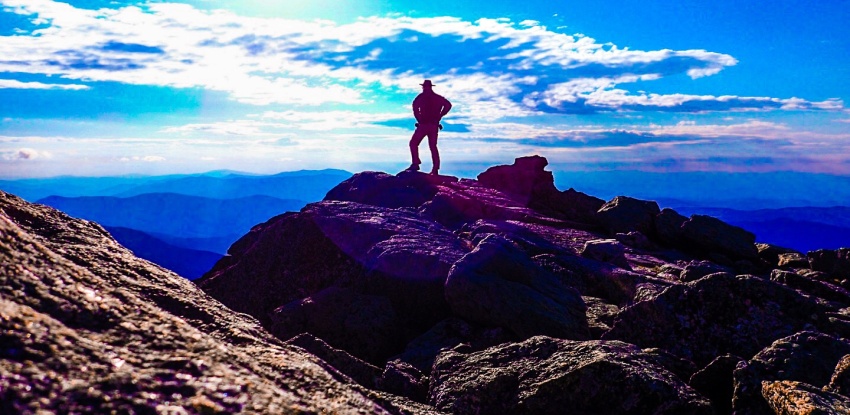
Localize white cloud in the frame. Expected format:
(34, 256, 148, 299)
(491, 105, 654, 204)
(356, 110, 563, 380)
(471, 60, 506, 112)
(162, 111, 411, 135)
(1, 147, 51, 160)
(259, 110, 407, 130)
(0, 0, 772, 114)
(524, 76, 841, 113)
(162, 120, 275, 136)
(119, 155, 166, 162)
(0, 79, 89, 90)
(649, 120, 791, 138)
(0, 0, 365, 105)
(647, 120, 850, 144)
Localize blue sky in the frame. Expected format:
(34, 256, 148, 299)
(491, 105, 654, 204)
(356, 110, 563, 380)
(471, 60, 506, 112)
(0, 0, 848, 178)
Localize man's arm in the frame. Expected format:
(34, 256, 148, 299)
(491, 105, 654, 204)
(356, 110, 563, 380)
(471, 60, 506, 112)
(440, 97, 452, 117)
(412, 95, 423, 123)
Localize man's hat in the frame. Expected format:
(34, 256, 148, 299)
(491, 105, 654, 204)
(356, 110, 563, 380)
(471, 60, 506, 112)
(420, 79, 435, 87)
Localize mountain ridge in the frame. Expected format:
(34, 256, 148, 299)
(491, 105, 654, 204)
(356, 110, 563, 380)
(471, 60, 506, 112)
(103, 226, 222, 279)
(37, 193, 307, 239)
(0, 168, 352, 201)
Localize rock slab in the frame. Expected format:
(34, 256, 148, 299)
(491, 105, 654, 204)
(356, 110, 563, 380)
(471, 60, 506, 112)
(428, 336, 713, 415)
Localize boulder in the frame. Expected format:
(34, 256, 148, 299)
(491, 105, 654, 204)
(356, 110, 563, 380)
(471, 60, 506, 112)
(615, 231, 657, 251)
(596, 196, 660, 236)
(580, 238, 630, 269)
(583, 296, 620, 338)
(535, 254, 653, 306)
(795, 268, 835, 284)
(428, 336, 713, 415)
(633, 282, 669, 303)
(199, 201, 469, 331)
(419, 184, 541, 228)
(778, 252, 810, 268)
(771, 269, 850, 305)
(466, 219, 599, 257)
(680, 214, 759, 260)
(756, 243, 801, 267)
(324, 170, 457, 208)
(827, 354, 850, 396)
(679, 260, 731, 282)
(655, 263, 683, 281)
(363, 230, 466, 329)
(475, 156, 604, 225)
(642, 347, 699, 381)
(544, 187, 605, 225)
(603, 273, 824, 366)
(809, 248, 850, 279)
(654, 208, 688, 246)
(444, 235, 590, 340)
(465, 219, 568, 255)
(732, 331, 850, 414)
(476, 155, 556, 204)
(761, 380, 850, 415)
(269, 287, 403, 364)
(377, 360, 429, 403)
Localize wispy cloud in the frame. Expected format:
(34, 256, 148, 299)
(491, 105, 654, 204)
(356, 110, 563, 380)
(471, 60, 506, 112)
(258, 110, 407, 130)
(162, 120, 275, 136)
(120, 155, 166, 162)
(524, 76, 843, 114)
(0, 78, 89, 90)
(161, 110, 409, 135)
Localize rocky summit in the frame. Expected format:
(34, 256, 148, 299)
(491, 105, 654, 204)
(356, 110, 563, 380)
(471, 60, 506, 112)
(3, 156, 850, 414)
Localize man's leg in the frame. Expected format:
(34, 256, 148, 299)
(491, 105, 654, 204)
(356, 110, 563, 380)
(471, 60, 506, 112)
(427, 126, 440, 175)
(408, 127, 426, 170)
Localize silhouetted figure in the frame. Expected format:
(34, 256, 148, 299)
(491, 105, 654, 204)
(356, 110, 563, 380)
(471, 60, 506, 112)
(407, 80, 452, 175)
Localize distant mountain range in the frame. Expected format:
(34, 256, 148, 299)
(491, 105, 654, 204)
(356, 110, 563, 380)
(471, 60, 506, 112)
(673, 206, 850, 253)
(104, 226, 221, 280)
(552, 170, 850, 209)
(0, 169, 353, 279)
(38, 193, 307, 240)
(113, 169, 352, 201)
(36, 193, 310, 279)
(142, 231, 244, 255)
(0, 169, 352, 202)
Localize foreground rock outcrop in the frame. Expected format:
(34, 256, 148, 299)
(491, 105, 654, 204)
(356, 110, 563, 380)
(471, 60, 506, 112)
(5, 154, 850, 414)
(0, 191, 437, 414)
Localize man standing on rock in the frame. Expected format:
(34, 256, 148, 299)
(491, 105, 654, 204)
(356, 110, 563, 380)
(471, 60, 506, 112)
(407, 79, 452, 175)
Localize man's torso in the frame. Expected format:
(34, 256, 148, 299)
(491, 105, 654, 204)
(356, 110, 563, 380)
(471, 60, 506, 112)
(414, 92, 449, 124)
